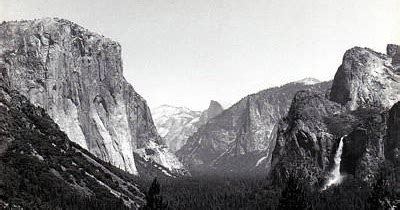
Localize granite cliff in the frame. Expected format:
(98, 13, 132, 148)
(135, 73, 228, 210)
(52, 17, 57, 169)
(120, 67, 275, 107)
(0, 18, 185, 176)
(0, 66, 144, 209)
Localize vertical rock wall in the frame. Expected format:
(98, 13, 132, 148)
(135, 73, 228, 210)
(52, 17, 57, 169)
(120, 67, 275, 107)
(0, 18, 168, 175)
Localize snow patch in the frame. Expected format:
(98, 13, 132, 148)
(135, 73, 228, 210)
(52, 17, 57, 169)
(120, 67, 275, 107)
(296, 78, 321, 85)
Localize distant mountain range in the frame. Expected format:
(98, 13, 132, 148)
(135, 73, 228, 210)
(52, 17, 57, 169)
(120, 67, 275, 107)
(152, 100, 223, 152)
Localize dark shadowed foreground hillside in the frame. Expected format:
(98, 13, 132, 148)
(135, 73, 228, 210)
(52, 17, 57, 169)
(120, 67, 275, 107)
(0, 68, 144, 209)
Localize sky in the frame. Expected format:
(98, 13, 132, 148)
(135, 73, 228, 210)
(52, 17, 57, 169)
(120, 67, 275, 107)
(1, 0, 399, 110)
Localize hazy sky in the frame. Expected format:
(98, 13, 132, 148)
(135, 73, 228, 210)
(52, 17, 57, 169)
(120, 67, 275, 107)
(1, 0, 399, 110)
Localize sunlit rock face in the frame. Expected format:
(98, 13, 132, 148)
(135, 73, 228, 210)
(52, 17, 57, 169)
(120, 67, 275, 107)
(0, 18, 185, 175)
(177, 80, 331, 174)
(330, 46, 400, 110)
(387, 44, 400, 71)
(0, 67, 145, 209)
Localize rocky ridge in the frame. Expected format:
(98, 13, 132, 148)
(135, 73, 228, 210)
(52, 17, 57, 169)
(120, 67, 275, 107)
(177, 79, 331, 174)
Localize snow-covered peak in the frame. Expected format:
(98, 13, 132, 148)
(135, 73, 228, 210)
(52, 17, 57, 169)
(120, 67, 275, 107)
(152, 105, 202, 152)
(295, 77, 321, 85)
(152, 105, 200, 120)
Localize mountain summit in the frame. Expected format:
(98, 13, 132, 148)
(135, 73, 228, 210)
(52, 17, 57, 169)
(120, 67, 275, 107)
(152, 105, 202, 152)
(330, 46, 400, 110)
(152, 100, 224, 153)
(197, 100, 224, 126)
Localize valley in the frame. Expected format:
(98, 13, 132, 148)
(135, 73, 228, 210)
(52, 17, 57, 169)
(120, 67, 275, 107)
(0, 17, 399, 209)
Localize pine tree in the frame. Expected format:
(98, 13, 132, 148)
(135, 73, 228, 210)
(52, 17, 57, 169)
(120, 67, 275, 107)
(369, 169, 393, 210)
(277, 175, 308, 210)
(143, 178, 167, 210)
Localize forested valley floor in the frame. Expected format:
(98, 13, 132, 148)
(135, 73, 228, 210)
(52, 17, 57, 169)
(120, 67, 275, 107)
(140, 164, 399, 210)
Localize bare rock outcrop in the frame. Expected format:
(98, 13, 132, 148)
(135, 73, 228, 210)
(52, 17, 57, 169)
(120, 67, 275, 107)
(330, 46, 400, 110)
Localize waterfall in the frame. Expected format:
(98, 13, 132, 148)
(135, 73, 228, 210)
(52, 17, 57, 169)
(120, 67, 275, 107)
(323, 136, 346, 190)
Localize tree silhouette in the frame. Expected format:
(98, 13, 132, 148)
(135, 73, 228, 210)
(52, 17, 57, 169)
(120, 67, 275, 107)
(277, 175, 309, 210)
(369, 168, 395, 210)
(143, 178, 167, 209)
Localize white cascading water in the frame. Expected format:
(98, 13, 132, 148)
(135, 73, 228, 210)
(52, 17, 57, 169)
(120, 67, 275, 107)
(323, 136, 346, 190)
